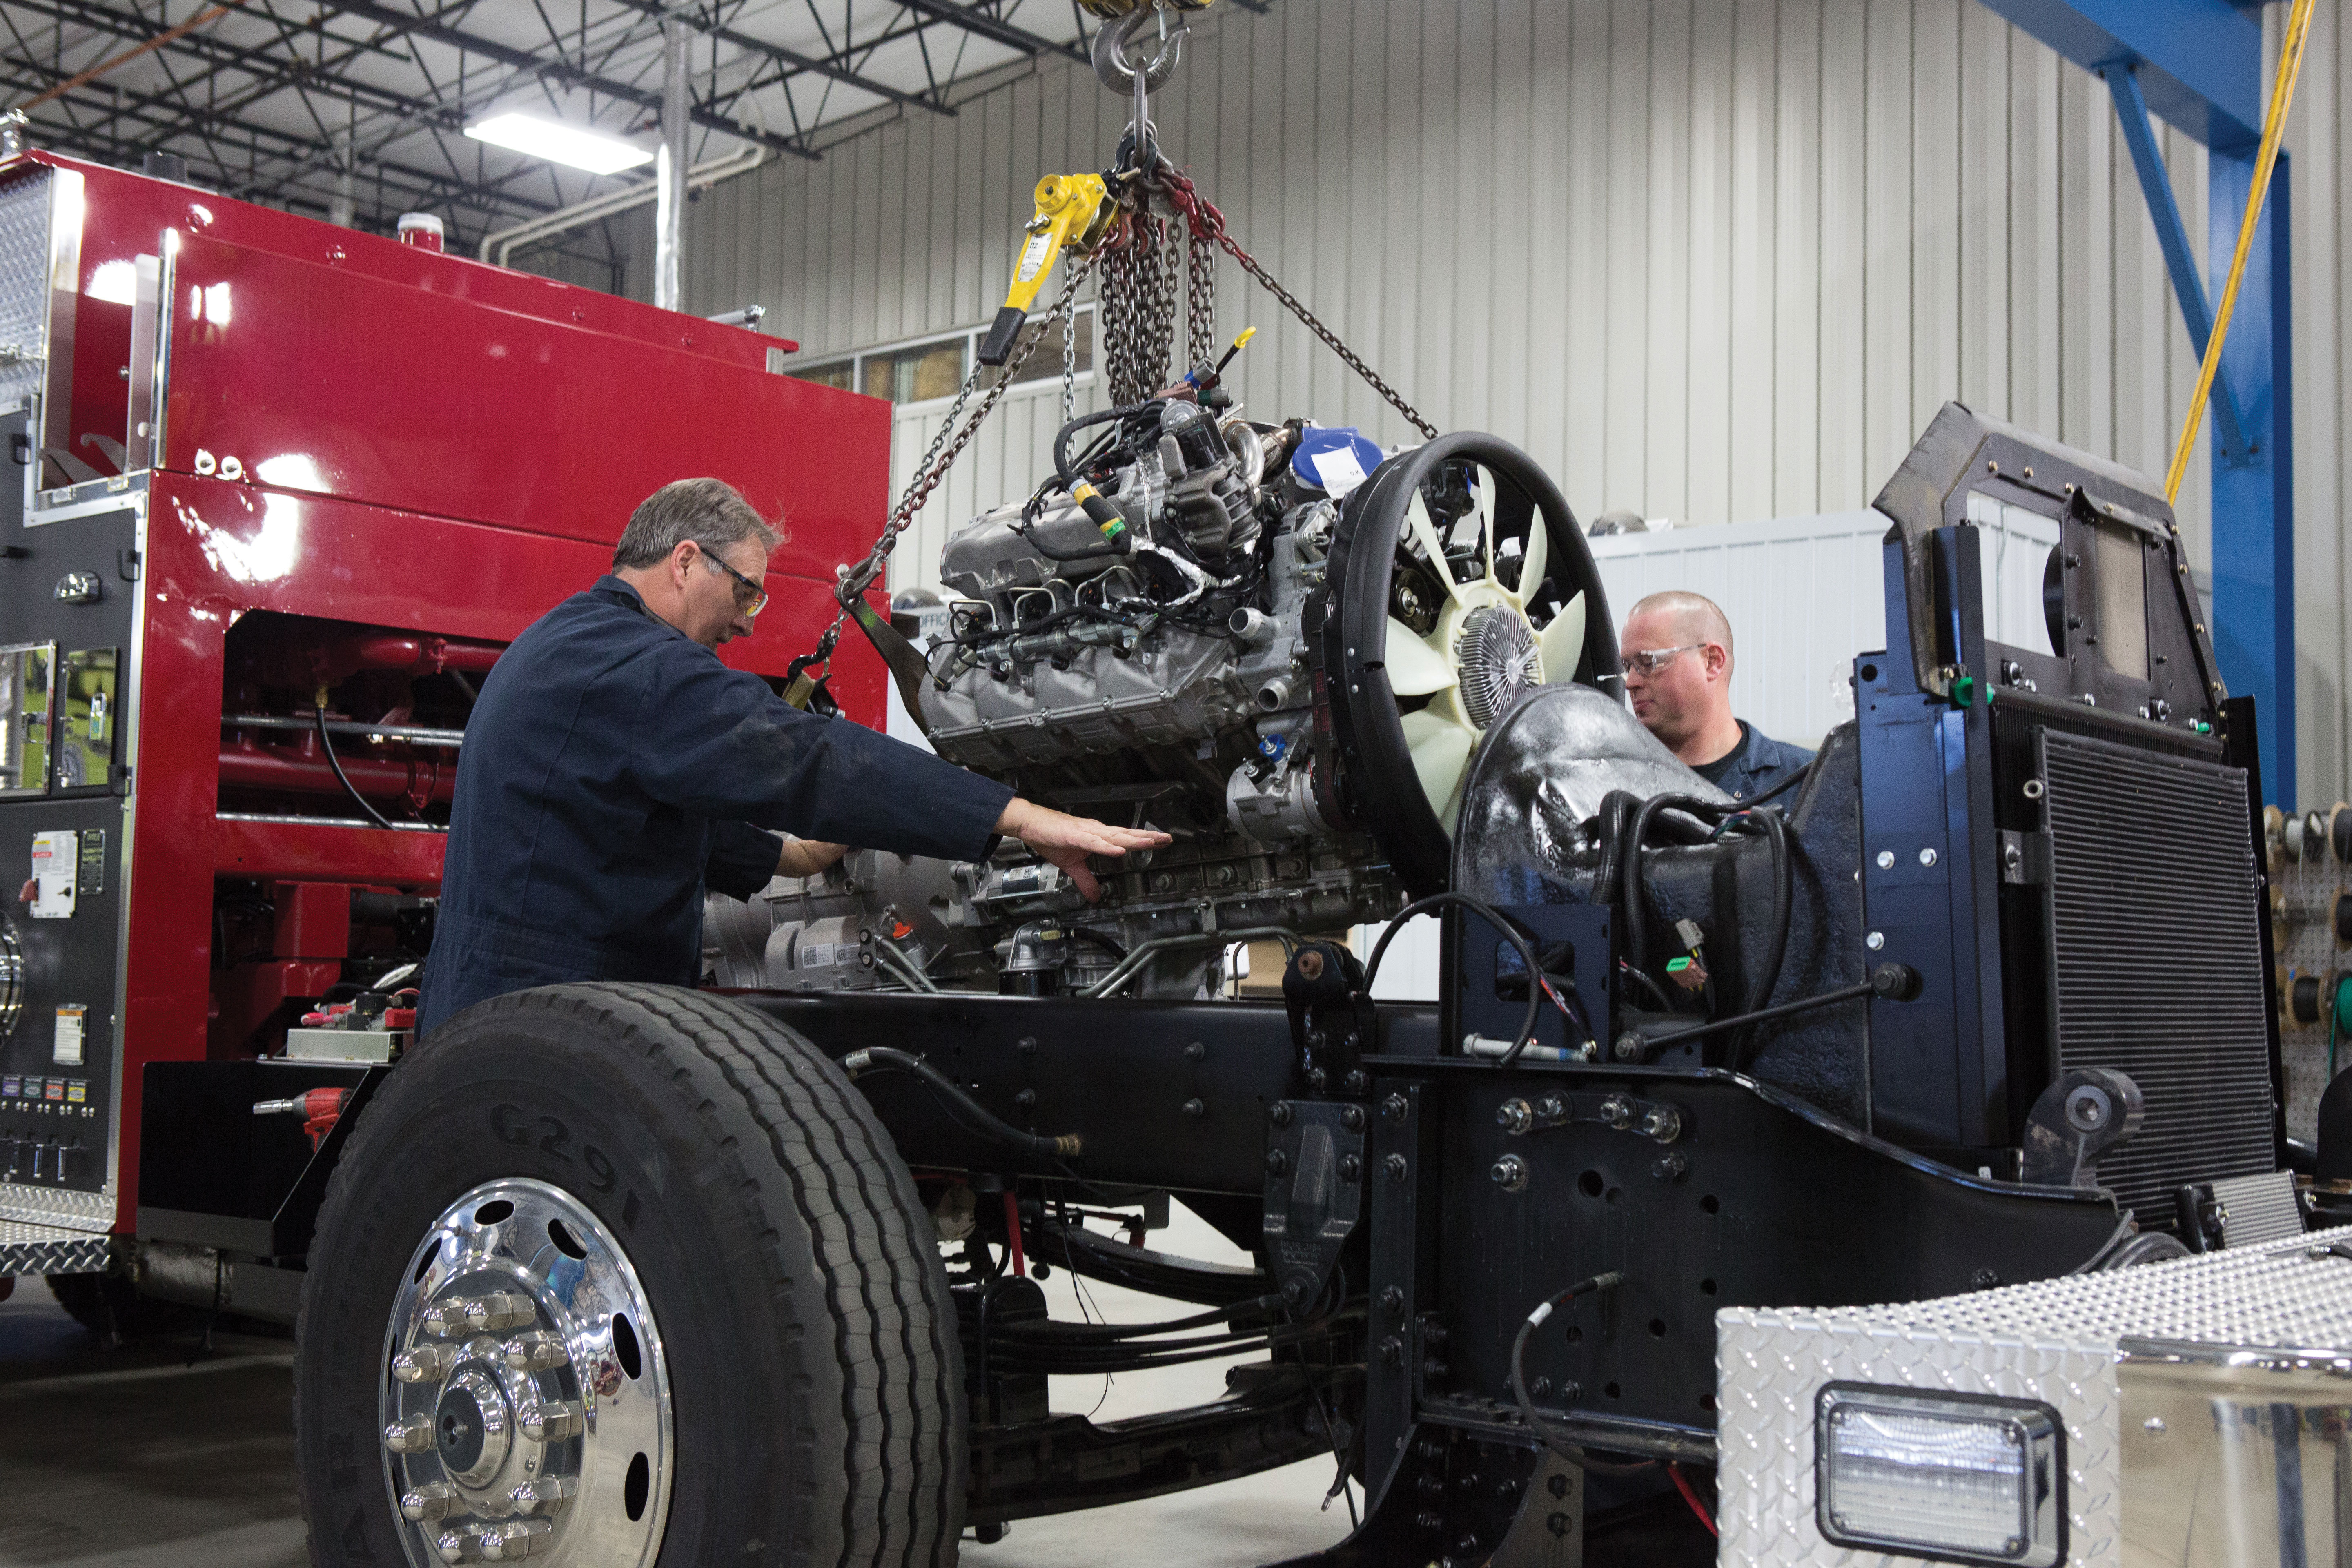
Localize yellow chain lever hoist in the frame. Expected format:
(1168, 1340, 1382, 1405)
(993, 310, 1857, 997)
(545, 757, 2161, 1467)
(977, 172, 1119, 369)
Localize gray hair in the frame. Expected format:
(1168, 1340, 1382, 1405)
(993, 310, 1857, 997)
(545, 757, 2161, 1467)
(612, 478, 785, 570)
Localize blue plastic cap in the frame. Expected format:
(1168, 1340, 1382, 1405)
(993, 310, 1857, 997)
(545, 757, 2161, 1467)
(1290, 427, 1387, 499)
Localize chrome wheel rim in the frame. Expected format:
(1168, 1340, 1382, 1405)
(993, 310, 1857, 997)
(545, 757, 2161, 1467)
(381, 1179, 674, 1566)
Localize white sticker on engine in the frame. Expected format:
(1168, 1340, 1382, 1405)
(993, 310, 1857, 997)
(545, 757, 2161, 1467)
(801, 943, 834, 969)
(53, 1005, 83, 1065)
(1314, 446, 1369, 497)
(29, 830, 76, 919)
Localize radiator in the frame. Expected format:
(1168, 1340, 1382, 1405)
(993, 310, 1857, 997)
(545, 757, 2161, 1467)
(2036, 727, 2275, 1222)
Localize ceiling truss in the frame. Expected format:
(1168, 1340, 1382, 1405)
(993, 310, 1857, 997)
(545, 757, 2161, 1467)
(0, 0, 1228, 267)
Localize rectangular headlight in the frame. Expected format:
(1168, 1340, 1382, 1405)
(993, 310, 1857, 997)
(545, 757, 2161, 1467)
(1815, 1384, 2065, 1566)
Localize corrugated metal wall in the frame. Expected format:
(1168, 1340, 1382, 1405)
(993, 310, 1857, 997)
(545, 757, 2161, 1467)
(563, 0, 2352, 806)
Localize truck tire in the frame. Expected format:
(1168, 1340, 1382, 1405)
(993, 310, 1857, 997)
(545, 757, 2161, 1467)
(293, 982, 965, 1567)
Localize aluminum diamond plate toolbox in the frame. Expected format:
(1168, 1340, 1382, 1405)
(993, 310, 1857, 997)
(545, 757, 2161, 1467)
(1719, 1225, 2352, 1567)
(0, 1217, 109, 1274)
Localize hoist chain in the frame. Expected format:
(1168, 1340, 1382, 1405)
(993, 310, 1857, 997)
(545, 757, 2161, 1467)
(1185, 223, 1217, 373)
(1102, 207, 1178, 407)
(813, 147, 1437, 684)
(820, 255, 1101, 665)
(1156, 163, 1439, 441)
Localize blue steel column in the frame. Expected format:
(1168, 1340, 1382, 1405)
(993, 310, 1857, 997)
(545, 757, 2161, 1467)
(1975, 0, 2292, 801)
(2209, 147, 2294, 802)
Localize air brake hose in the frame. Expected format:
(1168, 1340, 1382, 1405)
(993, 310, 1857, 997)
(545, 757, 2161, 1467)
(840, 1045, 1081, 1158)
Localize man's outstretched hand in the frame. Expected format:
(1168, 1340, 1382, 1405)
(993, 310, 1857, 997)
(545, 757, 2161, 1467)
(995, 798, 1172, 902)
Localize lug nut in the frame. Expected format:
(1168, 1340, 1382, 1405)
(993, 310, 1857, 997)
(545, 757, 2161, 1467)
(1599, 1096, 1633, 1129)
(434, 1530, 486, 1565)
(480, 1520, 554, 1560)
(401, 1482, 460, 1522)
(383, 1414, 435, 1454)
(506, 1476, 579, 1516)
(1491, 1154, 1529, 1192)
(1381, 1093, 1409, 1125)
(394, 1343, 460, 1383)
(1496, 1098, 1534, 1135)
(501, 1332, 570, 1372)
(1339, 1154, 1362, 1181)
(1265, 1148, 1289, 1176)
(1270, 1100, 1294, 1127)
(422, 1292, 537, 1338)
(1639, 1107, 1683, 1144)
(519, 1401, 583, 1443)
(1383, 1153, 1409, 1182)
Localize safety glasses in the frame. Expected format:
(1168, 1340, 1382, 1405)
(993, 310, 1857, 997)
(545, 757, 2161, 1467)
(1622, 643, 1704, 676)
(701, 547, 769, 616)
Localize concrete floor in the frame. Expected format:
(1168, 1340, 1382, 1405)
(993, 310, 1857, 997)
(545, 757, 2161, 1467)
(0, 1206, 1353, 1568)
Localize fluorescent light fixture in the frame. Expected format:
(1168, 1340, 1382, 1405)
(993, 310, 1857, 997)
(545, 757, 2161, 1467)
(463, 113, 652, 176)
(1815, 1385, 2064, 1567)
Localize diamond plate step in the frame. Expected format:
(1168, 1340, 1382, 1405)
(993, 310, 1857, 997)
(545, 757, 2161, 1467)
(0, 1219, 111, 1275)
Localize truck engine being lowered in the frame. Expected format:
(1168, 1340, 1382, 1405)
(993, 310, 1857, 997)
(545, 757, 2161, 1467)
(706, 401, 1622, 1001)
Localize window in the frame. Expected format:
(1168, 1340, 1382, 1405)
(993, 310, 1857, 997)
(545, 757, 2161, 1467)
(784, 357, 855, 392)
(862, 338, 967, 404)
(773, 307, 1094, 407)
(1008, 307, 1094, 386)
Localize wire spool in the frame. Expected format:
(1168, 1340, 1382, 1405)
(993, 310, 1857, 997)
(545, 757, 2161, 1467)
(2338, 892, 2352, 947)
(2307, 811, 2331, 862)
(2293, 972, 2326, 1026)
(2334, 803, 2352, 863)
(2266, 805, 2287, 872)
(2284, 811, 2309, 862)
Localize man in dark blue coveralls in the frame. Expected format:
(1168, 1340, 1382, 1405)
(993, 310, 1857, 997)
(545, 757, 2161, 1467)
(1619, 590, 1812, 802)
(416, 478, 1168, 1035)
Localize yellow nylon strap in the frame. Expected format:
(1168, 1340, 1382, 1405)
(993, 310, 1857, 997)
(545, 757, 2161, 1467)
(2166, 0, 2318, 504)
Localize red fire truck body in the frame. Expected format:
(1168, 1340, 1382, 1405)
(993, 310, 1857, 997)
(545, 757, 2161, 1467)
(0, 149, 890, 1266)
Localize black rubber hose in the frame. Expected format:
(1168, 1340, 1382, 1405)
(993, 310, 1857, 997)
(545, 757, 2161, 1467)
(1508, 1271, 1630, 1470)
(1364, 891, 1543, 1066)
(1054, 401, 1152, 485)
(313, 705, 399, 831)
(1742, 759, 1814, 808)
(1621, 794, 1731, 984)
(1588, 791, 1642, 909)
(1740, 806, 1794, 1063)
(842, 1046, 1081, 1157)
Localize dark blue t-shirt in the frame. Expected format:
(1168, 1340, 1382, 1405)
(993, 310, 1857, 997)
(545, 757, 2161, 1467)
(417, 577, 1011, 1034)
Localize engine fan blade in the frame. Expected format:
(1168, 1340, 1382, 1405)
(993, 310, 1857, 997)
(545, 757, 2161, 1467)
(1511, 515, 1548, 608)
(1384, 617, 1457, 697)
(1405, 492, 1465, 603)
(1539, 590, 1586, 684)
(1401, 704, 1477, 827)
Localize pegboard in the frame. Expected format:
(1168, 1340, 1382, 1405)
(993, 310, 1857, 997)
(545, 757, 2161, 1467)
(2266, 802, 2351, 1143)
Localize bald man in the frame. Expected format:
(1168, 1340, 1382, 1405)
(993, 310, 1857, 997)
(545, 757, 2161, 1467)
(1619, 590, 1813, 800)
